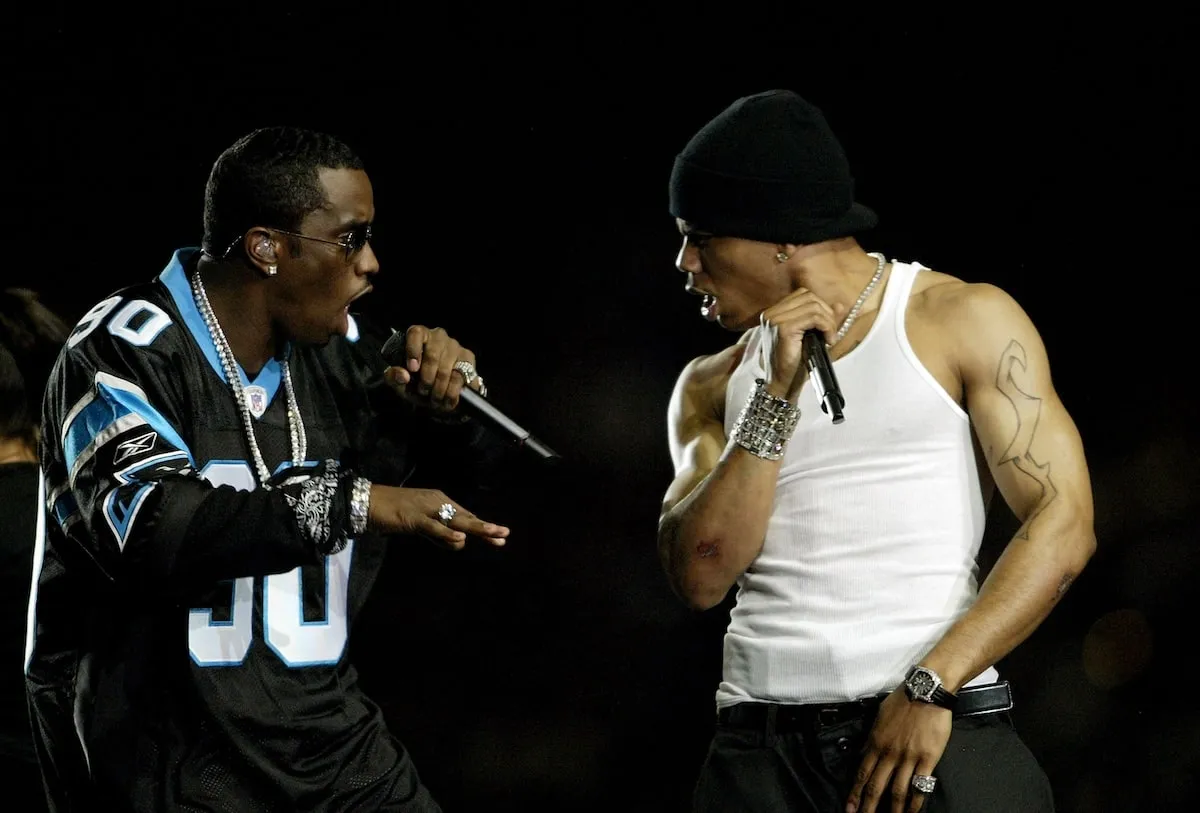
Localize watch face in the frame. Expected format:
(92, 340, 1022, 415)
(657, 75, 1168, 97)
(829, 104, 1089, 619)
(909, 670, 936, 699)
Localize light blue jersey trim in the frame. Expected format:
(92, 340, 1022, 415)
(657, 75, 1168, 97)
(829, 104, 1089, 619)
(158, 249, 284, 409)
(62, 374, 194, 482)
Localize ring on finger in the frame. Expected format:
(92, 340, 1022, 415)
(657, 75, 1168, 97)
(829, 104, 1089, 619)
(911, 774, 937, 794)
(437, 502, 457, 526)
(452, 360, 478, 386)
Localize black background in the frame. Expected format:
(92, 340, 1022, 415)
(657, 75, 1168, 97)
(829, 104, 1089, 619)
(8, 7, 1199, 812)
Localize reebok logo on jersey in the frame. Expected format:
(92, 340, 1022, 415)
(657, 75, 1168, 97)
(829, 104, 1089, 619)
(113, 431, 159, 465)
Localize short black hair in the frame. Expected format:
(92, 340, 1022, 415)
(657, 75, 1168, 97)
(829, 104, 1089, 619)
(0, 288, 70, 445)
(202, 126, 365, 257)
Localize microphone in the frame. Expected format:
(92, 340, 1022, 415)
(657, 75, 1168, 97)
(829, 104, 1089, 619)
(802, 330, 845, 424)
(380, 331, 561, 462)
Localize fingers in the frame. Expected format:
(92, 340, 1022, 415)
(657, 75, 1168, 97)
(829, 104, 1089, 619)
(891, 759, 917, 813)
(423, 498, 510, 550)
(384, 366, 410, 388)
(403, 326, 429, 373)
(849, 751, 937, 813)
(846, 750, 881, 813)
(448, 503, 510, 546)
(850, 750, 910, 813)
(416, 331, 452, 398)
(443, 350, 476, 408)
(760, 288, 839, 338)
(372, 486, 510, 549)
(906, 759, 936, 813)
(419, 515, 469, 549)
(401, 326, 477, 409)
(403, 324, 457, 399)
(423, 343, 455, 405)
(761, 287, 835, 320)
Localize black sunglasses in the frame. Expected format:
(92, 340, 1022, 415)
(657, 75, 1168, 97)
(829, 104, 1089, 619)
(221, 224, 373, 261)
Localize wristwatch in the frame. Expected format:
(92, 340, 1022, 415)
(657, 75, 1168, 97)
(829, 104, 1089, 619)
(903, 665, 957, 711)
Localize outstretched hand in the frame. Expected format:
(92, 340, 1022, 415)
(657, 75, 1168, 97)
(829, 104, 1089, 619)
(368, 484, 509, 549)
(845, 690, 951, 813)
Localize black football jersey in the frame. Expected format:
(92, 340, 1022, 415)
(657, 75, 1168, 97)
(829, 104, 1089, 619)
(27, 248, 488, 812)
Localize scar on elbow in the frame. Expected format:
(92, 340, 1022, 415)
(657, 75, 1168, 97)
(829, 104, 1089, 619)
(696, 542, 719, 559)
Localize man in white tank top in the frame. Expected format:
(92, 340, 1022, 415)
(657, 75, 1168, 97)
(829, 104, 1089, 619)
(658, 90, 1096, 813)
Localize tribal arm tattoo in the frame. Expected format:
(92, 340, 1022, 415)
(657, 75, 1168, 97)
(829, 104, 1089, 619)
(994, 339, 1058, 540)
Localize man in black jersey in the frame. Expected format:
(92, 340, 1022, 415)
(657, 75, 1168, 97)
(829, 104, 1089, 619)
(27, 126, 510, 812)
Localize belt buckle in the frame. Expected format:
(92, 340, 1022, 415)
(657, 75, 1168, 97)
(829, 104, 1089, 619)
(816, 706, 845, 727)
(817, 696, 879, 728)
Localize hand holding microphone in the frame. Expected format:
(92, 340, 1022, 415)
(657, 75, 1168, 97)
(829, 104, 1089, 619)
(759, 289, 846, 423)
(379, 325, 483, 411)
(380, 326, 561, 462)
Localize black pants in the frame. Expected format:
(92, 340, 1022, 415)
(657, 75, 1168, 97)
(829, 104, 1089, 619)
(693, 707, 1053, 813)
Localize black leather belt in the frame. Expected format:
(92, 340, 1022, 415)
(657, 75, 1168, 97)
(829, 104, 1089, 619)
(717, 681, 1014, 733)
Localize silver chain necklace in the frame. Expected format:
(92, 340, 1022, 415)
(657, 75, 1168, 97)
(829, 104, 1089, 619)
(189, 271, 307, 489)
(829, 251, 887, 347)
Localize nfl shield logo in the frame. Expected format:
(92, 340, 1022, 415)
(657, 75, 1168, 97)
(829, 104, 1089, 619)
(245, 385, 269, 418)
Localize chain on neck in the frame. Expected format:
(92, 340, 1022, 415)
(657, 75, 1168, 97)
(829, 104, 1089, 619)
(189, 271, 307, 488)
(829, 252, 887, 348)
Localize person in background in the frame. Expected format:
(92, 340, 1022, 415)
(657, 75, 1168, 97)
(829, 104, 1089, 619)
(0, 288, 70, 812)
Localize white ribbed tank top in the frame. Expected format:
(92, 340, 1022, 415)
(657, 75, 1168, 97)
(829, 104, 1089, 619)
(717, 260, 997, 707)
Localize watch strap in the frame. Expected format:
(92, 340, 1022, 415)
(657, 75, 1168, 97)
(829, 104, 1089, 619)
(929, 684, 957, 711)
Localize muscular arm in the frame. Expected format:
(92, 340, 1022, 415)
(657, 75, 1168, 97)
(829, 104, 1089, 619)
(657, 347, 784, 610)
(920, 284, 1096, 691)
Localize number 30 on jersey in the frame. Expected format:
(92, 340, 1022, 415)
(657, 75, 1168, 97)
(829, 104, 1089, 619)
(188, 461, 353, 668)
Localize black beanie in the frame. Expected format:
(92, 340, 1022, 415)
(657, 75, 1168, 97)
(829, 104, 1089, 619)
(668, 89, 878, 244)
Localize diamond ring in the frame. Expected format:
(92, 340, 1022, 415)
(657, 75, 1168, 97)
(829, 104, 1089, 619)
(437, 502, 457, 526)
(452, 360, 477, 386)
(911, 774, 937, 794)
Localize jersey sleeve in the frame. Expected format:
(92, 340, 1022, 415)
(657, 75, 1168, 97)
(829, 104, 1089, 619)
(40, 295, 354, 601)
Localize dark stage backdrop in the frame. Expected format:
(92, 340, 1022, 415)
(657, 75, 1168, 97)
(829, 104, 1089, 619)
(7, 8, 1198, 812)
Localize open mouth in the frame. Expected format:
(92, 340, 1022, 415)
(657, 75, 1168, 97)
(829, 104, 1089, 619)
(345, 286, 372, 311)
